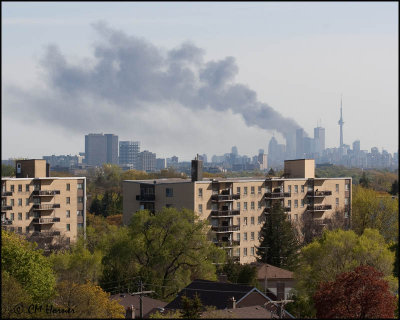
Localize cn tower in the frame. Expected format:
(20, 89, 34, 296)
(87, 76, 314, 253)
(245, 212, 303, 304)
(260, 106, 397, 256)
(338, 95, 344, 148)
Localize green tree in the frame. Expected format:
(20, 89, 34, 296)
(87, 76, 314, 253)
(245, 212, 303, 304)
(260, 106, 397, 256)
(352, 185, 398, 242)
(1, 230, 56, 303)
(256, 202, 299, 270)
(220, 259, 258, 286)
(181, 294, 203, 319)
(101, 208, 226, 300)
(287, 228, 397, 318)
(268, 168, 275, 176)
(359, 171, 370, 188)
(1, 163, 15, 177)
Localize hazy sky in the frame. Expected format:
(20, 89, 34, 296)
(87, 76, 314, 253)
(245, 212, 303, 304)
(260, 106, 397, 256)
(2, 2, 398, 161)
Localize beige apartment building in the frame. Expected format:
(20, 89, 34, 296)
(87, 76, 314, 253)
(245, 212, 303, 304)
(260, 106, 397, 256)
(123, 159, 351, 264)
(1, 160, 86, 250)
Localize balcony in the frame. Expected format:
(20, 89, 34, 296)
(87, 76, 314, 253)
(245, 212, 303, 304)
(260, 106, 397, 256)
(307, 204, 332, 212)
(264, 192, 291, 199)
(136, 194, 155, 201)
(263, 207, 291, 214)
(232, 256, 240, 262)
(1, 191, 13, 197)
(211, 210, 240, 217)
(1, 205, 13, 211)
(1, 219, 12, 225)
(307, 191, 332, 197)
(211, 194, 240, 202)
(211, 225, 240, 233)
(32, 204, 60, 210)
(32, 190, 61, 197)
(32, 217, 61, 224)
(31, 231, 61, 237)
(215, 240, 240, 247)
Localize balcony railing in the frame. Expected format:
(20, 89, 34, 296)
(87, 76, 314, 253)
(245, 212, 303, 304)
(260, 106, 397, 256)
(264, 192, 291, 199)
(136, 194, 155, 201)
(31, 231, 61, 237)
(307, 204, 332, 211)
(211, 194, 240, 202)
(1, 192, 13, 197)
(32, 217, 61, 224)
(32, 204, 60, 210)
(32, 190, 60, 196)
(215, 240, 241, 247)
(264, 207, 291, 213)
(211, 225, 240, 233)
(1, 205, 13, 211)
(307, 191, 332, 197)
(210, 210, 240, 217)
(1, 219, 12, 225)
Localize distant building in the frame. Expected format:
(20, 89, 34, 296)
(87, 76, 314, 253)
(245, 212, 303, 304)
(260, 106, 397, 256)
(296, 129, 305, 158)
(156, 158, 167, 170)
(42, 154, 83, 169)
(313, 127, 325, 155)
(353, 140, 360, 153)
(119, 141, 140, 168)
(84, 133, 118, 166)
(137, 151, 156, 172)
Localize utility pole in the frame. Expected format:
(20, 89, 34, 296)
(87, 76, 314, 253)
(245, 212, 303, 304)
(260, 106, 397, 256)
(129, 279, 154, 319)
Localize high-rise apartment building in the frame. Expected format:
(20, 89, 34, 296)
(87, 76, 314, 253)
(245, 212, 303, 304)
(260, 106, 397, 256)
(137, 151, 156, 172)
(85, 133, 118, 166)
(1, 160, 86, 251)
(123, 159, 351, 264)
(119, 141, 140, 168)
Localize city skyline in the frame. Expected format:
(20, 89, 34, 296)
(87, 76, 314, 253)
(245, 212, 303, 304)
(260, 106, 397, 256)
(2, 2, 398, 161)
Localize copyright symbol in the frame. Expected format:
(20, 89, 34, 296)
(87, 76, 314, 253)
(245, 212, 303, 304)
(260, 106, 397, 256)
(13, 303, 24, 315)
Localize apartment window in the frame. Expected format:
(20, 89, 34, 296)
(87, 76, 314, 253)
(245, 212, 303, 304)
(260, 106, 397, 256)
(258, 216, 262, 224)
(66, 210, 70, 218)
(301, 199, 304, 208)
(251, 247, 255, 256)
(344, 198, 349, 205)
(237, 202, 241, 210)
(26, 226, 30, 233)
(166, 188, 173, 197)
(244, 202, 248, 211)
(287, 214, 291, 220)
(301, 185, 304, 193)
(244, 232, 248, 241)
(18, 185, 22, 192)
(198, 204, 203, 214)
(10, 199, 14, 206)
(66, 183, 70, 191)
(18, 212, 22, 220)
(251, 202, 255, 210)
(244, 187, 248, 195)
(237, 218, 240, 225)
(237, 187, 241, 194)
(288, 185, 291, 193)
(345, 184, 350, 191)
(25, 184, 29, 192)
(251, 217, 255, 225)
(18, 199, 22, 206)
(243, 248, 248, 256)
(294, 185, 298, 193)
(25, 212, 29, 220)
(258, 231, 261, 240)
(10, 213, 14, 221)
(18, 227, 22, 233)
(10, 227, 15, 232)
(251, 232, 255, 240)
(198, 188, 203, 197)
(244, 217, 248, 225)
(11, 185, 14, 192)
(235, 248, 240, 256)
(294, 214, 298, 221)
(77, 210, 83, 216)
(294, 200, 298, 208)
(237, 233, 240, 241)
(288, 200, 291, 208)
(336, 184, 339, 192)
(77, 183, 83, 190)
(258, 201, 261, 209)
(336, 198, 339, 207)
(78, 223, 84, 229)
(66, 197, 70, 204)
(66, 224, 70, 231)
(78, 197, 83, 203)
(251, 186, 255, 194)
(25, 198, 29, 206)
(258, 186, 262, 194)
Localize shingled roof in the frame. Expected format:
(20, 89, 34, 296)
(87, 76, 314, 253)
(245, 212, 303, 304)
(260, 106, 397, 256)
(164, 279, 267, 310)
(253, 263, 294, 280)
(110, 293, 167, 318)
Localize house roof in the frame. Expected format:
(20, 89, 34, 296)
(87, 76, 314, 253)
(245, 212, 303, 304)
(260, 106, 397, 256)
(110, 293, 167, 318)
(164, 279, 268, 310)
(201, 305, 276, 319)
(253, 263, 294, 280)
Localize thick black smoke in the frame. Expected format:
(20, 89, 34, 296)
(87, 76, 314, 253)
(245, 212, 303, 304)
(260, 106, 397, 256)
(7, 22, 301, 139)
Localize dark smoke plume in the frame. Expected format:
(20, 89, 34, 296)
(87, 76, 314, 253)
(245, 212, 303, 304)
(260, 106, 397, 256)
(6, 22, 301, 139)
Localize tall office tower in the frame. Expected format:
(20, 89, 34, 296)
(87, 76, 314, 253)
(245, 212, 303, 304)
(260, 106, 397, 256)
(257, 152, 268, 170)
(137, 151, 156, 172)
(338, 96, 344, 149)
(303, 137, 314, 157)
(285, 133, 296, 159)
(353, 140, 360, 153)
(296, 129, 305, 158)
(105, 134, 119, 164)
(85, 133, 118, 166)
(119, 141, 140, 168)
(314, 127, 326, 155)
(231, 146, 238, 156)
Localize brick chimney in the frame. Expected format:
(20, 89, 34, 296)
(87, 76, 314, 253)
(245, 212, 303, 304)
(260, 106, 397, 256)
(227, 296, 236, 309)
(126, 305, 135, 319)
